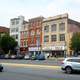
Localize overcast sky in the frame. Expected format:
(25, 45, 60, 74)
(0, 0, 80, 27)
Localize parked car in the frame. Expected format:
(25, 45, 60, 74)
(5, 54, 10, 59)
(0, 55, 5, 59)
(16, 55, 24, 59)
(61, 57, 80, 74)
(37, 53, 45, 60)
(0, 64, 3, 72)
(10, 55, 16, 59)
(24, 55, 30, 60)
(30, 55, 37, 60)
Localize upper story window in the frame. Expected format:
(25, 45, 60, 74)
(59, 23, 65, 31)
(44, 25, 49, 33)
(11, 28, 15, 32)
(24, 40, 27, 46)
(11, 21, 15, 25)
(16, 34, 18, 39)
(36, 29, 40, 35)
(59, 34, 65, 41)
(24, 32, 27, 38)
(51, 24, 57, 32)
(36, 37, 40, 46)
(44, 35, 49, 42)
(16, 28, 18, 32)
(51, 35, 57, 42)
(30, 30, 35, 36)
(16, 20, 19, 25)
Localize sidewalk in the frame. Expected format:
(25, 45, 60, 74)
(48, 57, 64, 61)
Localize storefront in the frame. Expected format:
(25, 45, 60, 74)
(42, 46, 67, 57)
(20, 47, 28, 55)
(29, 47, 41, 56)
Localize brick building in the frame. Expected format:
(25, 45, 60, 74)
(0, 26, 9, 37)
(28, 16, 44, 56)
(20, 21, 28, 54)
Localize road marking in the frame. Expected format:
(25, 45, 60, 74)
(1, 63, 60, 69)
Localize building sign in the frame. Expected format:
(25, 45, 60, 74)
(29, 47, 40, 51)
(42, 46, 66, 50)
(54, 46, 65, 50)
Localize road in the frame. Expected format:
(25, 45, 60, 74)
(0, 62, 80, 80)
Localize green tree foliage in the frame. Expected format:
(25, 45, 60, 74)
(70, 32, 80, 53)
(0, 34, 17, 54)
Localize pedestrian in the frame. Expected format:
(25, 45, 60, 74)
(54, 53, 57, 58)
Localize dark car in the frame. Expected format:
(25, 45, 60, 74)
(0, 64, 3, 72)
(30, 55, 37, 60)
(37, 53, 45, 60)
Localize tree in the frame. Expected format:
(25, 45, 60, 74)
(70, 32, 80, 55)
(0, 34, 17, 55)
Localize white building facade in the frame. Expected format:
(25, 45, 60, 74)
(10, 16, 25, 47)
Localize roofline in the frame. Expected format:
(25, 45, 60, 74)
(68, 19, 80, 26)
(43, 13, 68, 23)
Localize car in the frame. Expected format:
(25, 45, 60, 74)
(24, 55, 30, 60)
(0, 64, 3, 72)
(30, 55, 37, 60)
(36, 53, 45, 60)
(16, 55, 24, 59)
(61, 57, 80, 74)
(10, 55, 16, 59)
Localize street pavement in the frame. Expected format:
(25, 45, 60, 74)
(0, 63, 80, 80)
(0, 59, 80, 80)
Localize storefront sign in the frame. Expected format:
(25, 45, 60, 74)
(29, 47, 40, 51)
(42, 46, 66, 50)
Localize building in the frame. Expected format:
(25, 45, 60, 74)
(42, 13, 80, 57)
(28, 16, 44, 56)
(10, 16, 26, 47)
(20, 21, 28, 55)
(0, 26, 9, 37)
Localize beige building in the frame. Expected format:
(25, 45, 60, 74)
(42, 13, 80, 57)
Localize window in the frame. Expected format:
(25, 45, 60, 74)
(11, 28, 15, 32)
(44, 25, 49, 32)
(31, 37, 34, 44)
(59, 34, 65, 41)
(51, 35, 57, 42)
(16, 34, 18, 39)
(44, 35, 49, 42)
(67, 59, 80, 63)
(16, 28, 18, 32)
(36, 29, 40, 35)
(30, 30, 35, 35)
(59, 23, 65, 31)
(11, 21, 15, 25)
(36, 37, 40, 46)
(24, 32, 27, 38)
(16, 20, 19, 24)
(51, 24, 57, 32)
(24, 40, 27, 46)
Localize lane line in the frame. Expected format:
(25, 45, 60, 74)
(1, 63, 61, 69)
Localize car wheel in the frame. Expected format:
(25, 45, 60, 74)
(0, 69, 3, 72)
(65, 66, 72, 74)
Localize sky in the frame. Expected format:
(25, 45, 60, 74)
(0, 0, 80, 27)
